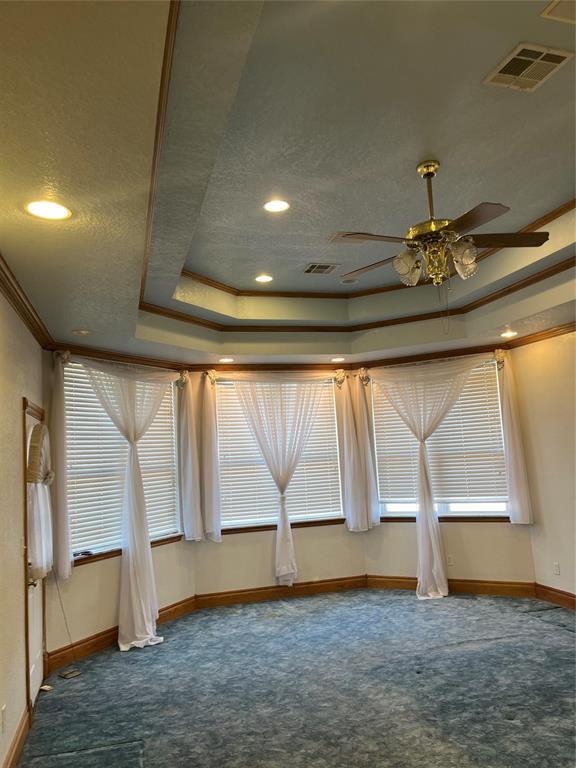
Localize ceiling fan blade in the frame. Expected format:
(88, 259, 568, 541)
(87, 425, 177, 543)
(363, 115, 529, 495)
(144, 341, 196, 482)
(447, 203, 510, 234)
(469, 232, 549, 248)
(341, 254, 397, 279)
(331, 231, 406, 244)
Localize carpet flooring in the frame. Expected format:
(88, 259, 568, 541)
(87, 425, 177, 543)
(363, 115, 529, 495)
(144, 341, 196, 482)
(19, 590, 575, 768)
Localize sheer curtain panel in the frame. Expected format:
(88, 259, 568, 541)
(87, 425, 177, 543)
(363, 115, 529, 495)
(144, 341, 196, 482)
(27, 423, 55, 580)
(50, 351, 72, 579)
(371, 356, 488, 598)
(495, 350, 533, 524)
(334, 370, 380, 531)
(80, 359, 180, 651)
(232, 377, 326, 586)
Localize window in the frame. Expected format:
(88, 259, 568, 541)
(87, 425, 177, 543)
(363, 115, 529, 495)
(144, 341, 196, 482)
(372, 360, 508, 517)
(216, 380, 343, 528)
(64, 361, 179, 555)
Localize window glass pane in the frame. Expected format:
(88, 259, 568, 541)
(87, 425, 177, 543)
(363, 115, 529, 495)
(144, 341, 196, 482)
(372, 360, 508, 514)
(216, 380, 342, 527)
(64, 362, 179, 554)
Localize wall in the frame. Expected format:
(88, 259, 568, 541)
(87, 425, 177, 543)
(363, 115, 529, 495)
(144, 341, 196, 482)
(512, 333, 575, 593)
(0, 294, 42, 766)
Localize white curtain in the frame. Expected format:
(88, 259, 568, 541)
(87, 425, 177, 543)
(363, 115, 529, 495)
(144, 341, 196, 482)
(27, 423, 55, 580)
(177, 371, 221, 542)
(50, 351, 72, 580)
(80, 359, 179, 651)
(233, 378, 325, 586)
(495, 350, 533, 524)
(371, 356, 486, 599)
(334, 370, 380, 531)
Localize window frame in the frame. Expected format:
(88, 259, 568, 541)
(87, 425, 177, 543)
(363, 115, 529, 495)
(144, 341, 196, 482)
(63, 363, 181, 560)
(215, 378, 344, 531)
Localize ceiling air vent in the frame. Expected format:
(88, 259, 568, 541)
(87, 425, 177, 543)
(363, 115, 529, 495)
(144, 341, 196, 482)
(304, 263, 339, 275)
(541, 0, 576, 25)
(484, 43, 573, 91)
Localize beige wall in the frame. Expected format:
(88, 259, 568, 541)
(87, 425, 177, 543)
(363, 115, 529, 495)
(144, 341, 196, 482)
(0, 295, 42, 766)
(47, 519, 535, 652)
(512, 333, 576, 593)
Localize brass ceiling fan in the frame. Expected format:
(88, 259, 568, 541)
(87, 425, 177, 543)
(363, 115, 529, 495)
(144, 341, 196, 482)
(332, 160, 549, 287)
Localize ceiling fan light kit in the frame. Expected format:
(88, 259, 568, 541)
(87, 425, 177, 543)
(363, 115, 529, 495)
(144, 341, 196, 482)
(335, 160, 549, 287)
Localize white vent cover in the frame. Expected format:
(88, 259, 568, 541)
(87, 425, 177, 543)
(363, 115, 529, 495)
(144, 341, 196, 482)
(541, 0, 576, 25)
(304, 263, 339, 274)
(484, 43, 573, 91)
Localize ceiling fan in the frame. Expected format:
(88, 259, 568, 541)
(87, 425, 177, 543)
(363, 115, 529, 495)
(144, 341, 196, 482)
(332, 160, 549, 287)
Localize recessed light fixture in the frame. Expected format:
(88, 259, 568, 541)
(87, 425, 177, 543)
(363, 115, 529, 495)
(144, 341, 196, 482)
(72, 329, 91, 336)
(26, 200, 72, 220)
(331, 357, 346, 363)
(500, 329, 518, 339)
(263, 199, 290, 213)
(219, 357, 234, 363)
(255, 274, 274, 283)
(341, 278, 358, 285)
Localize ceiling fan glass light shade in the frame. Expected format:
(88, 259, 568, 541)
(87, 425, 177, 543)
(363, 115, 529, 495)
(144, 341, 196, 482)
(393, 249, 422, 286)
(453, 258, 478, 280)
(451, 236, 477, 265)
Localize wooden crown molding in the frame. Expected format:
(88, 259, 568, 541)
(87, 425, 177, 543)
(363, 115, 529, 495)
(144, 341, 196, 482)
(139, 0, 181, 302)
(180, 198, 576, 300)
(49, 322, 575, 373)
(0, 251, 53, 347)
(142, 254, 576, 333)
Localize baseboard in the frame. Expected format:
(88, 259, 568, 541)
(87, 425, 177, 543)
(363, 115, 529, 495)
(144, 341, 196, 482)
(195, 576, 367, 609)
(45, 575, 573, 673)
(2, 709, 30, 768)
(535, 583, 576, 610)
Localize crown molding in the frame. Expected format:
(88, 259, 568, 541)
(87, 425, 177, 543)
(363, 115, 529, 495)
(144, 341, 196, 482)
(49, 322, 575, 373)
(180, 198, 575, 300)
(0, 251, 53, 347)
(143, 254, 576, 333)
(139, 0, 181, 302)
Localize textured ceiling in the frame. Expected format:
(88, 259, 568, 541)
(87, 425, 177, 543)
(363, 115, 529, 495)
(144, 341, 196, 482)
(0, 1, 574, 365)
(146, 0, 575, 298)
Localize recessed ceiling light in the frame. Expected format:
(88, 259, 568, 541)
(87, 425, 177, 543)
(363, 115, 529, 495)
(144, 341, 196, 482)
(219, 357, 234, 363)
(263, 199, 290, 213)
(26, 200, 72, 220)
(341, 278, 358, 285)
(72, 329, 91, 336)
(331, 357, 346, 363)
(500, 329, 518, 339)
(255, 274, 274, 283)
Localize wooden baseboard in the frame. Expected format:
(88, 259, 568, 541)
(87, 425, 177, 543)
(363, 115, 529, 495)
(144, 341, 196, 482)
(2, 709, 30, 768)
(45, 575, 574, 672)
(366, 575, 537, 598)
(535, 583, 576, 610)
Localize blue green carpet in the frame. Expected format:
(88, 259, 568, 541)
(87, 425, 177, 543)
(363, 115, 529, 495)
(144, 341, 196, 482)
(20, 590, 575, 767)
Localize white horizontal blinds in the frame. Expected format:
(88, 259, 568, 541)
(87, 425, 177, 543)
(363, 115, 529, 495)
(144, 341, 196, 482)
(373, 360, 508, 504)
(216, 380, 342, 527)
(64, 362, 179, 554)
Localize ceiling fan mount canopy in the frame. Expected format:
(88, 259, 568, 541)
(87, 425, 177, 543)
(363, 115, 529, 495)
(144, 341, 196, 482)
(334, 158, 549, 287)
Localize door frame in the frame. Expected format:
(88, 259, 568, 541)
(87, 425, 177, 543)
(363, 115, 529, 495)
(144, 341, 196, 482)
(22, 397, 45, 717)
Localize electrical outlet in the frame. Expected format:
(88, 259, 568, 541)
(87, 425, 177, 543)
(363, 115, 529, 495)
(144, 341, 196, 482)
(553, 562, 561, 575)
(1, 704, 6, 734)
(447, 554, 455, 566)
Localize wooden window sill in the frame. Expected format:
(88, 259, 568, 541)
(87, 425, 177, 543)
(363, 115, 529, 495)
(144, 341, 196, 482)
(72, 515, 511, 565)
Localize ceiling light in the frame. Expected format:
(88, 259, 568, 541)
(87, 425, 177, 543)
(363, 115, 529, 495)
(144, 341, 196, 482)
(331, 357, 346, 363)
(26, 200, 72, 220)
(219, 357, 234, 363)
(72, 329, 91, 336)
(500, 329, 518, 339)
(264, 199, 290, 213)
(255, 274, 273, 283)
(341, 278, 358, 285)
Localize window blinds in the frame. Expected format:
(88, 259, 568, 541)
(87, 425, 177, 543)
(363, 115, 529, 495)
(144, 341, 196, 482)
(372, 360, 508, 504)
(64, 361, 179, 554)
(216, 380, 343, 527)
